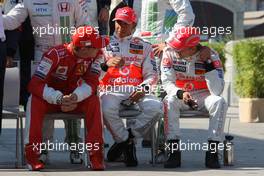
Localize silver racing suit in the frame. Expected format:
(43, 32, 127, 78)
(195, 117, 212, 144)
(161, 47, 228, 141)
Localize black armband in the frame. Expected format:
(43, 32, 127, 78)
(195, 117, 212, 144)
(176, 90, 186, 99)
(100, 62, 109, 72)
(204, 61, 215, 72)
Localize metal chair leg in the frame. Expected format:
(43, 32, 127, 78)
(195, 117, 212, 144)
(20, 115, 25, 165)
(15, 117, 19, 168)
(83, 119, 89, 168)
(151, 123, 156, 166)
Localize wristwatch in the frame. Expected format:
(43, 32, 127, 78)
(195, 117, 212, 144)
(56, 95, 63, 105)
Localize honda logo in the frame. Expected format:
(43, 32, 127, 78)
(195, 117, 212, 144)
(58, 2, 70, 12)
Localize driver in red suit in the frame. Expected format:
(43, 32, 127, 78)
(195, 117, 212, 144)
(24, 26, 109, 171)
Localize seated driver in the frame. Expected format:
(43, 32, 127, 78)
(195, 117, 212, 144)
(24, 26, 109, 171)
(99, 7, 163, 167)
(161, 27, 228, 169)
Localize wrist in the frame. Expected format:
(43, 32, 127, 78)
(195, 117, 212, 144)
(56, 95, 63, 105)
(100, 62, 109, 72)
(176, 90, 186, 99)
(103, 5, 110, 10)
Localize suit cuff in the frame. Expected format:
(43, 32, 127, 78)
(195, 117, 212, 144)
(73, 83, 92, 102)
(176, 90, 185, 99)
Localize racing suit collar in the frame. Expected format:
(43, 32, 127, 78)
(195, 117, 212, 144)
(113, 32, 133, 42)
(183, 50, 201, 61)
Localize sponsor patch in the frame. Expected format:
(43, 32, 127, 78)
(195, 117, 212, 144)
(162, 58, 172, 67)
(129, 49, 143, 55)
(212, 60, 222, 68)
(162, 67, 171, 72)
(151, 60, 157, 72)
(130, 43, 143, 50)
(195, 63, 205, 70)
(195, 63, 206, 75)
(90, 62, 101, 75)
(32, 3, 52, 16)
(34, 57, 53, 79)
(216, 69, 224, 79)
(173, 65, 186, 72)
(75, 63, 88, 76)
(195, 69, 206, 75)
(174, 60, 187, 65)
(57, 2, 71, 13)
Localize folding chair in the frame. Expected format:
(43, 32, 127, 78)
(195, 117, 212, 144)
(44, 113, 89, 167)
(2, 66, 24, 168)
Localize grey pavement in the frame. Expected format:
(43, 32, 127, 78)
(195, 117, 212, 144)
(0, 106, 263, 176)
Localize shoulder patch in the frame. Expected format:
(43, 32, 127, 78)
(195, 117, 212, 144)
(34, 57, 53, 80)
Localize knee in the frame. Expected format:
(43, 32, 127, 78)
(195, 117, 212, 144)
(206, 95, 228, 111)
(101, 96, 119, 116)
(164, 95, 181, 109)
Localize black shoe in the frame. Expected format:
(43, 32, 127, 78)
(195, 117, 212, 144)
(205, 151, 221, 168)
(124, 129, 138, 167)
(142, 139, 151, 148)
(164, 140, 181, 168)
(205, 140, 221, 169)
(107, 142, 126, 162)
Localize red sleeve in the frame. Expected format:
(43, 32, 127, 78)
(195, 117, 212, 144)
(82, 54, 103, 95)
(28, 49, 59, 99)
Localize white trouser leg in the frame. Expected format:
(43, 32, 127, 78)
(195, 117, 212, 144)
(163, 95, 189, 140)
(205, 95, 228, 141)
(101, 93, 129, 143)
(131, 95, 163, 138)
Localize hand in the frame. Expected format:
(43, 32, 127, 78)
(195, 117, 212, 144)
(61, 103, 78, 112)
(182, 92, 198, 109)
(106, 56, 125, 68)
(98, 7, 109, 23)
(182, 92, 193, 104)
(61, 93, 78, 106)
(199, 46, 211, 62)
(129, 90, 146, 103)
(6, 56, 14, 68)
(152, 42, 166, 58)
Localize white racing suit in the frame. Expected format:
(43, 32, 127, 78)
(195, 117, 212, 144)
(3, 0, 98, 60)
(3, 0, 97, 146)
(100, 34, 163, 143)
(136, 0, 195, 41)
(161, 47, 228, 141)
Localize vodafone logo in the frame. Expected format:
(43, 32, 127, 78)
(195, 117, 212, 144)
(183, 82, 194, 91)
(119, 67, 130, 76)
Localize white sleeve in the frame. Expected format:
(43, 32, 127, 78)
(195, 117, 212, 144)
(204, 51, 225, 96)
(160, 49, 180, 97)
(169, 0, 195, 29)
(3, 3, 28, 30)
(43, 85, 63, 104)
(74, 0, 89, 27)
(0, 9, 6, 42)
(141, 44, 158, 86)
(73, 81, 92, 102)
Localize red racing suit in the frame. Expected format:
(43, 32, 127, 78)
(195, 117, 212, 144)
(25, 43, 104, 150)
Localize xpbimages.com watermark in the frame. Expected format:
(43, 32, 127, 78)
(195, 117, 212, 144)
(163, 26, 232, 38)
(32, 25, 99, 38)
(32, 140, 100, 154)
(165, 140, 232, 154)
(31, 140, 232, 154)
